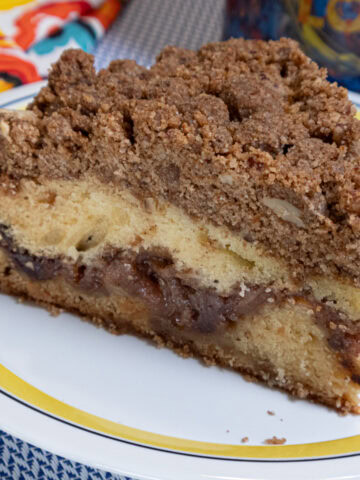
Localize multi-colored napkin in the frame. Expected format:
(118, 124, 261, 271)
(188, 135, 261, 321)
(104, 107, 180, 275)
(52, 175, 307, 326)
(0, 0, 123, 92)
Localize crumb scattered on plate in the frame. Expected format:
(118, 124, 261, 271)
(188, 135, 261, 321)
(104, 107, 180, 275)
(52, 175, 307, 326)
(46, 305, 64, 317)
(241, 437, 249, 443)
(263, 436, 286, 445)
(267, 410, 275, 416)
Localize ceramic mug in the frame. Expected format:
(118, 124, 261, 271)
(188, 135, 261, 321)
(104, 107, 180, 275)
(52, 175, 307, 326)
(224, 0, 360, 92)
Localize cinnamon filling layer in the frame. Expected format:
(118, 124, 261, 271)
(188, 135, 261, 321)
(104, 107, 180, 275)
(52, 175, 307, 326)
(1, 222, 360, 380)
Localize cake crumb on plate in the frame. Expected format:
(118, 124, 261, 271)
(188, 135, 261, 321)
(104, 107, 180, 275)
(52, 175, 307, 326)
(263, 436, 286, 445)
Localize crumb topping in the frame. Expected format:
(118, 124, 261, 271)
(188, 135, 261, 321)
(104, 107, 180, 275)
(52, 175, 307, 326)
(1, 38, 360, 282)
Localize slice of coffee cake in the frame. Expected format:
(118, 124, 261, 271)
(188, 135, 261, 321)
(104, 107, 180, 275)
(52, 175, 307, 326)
(1, 38, 360, 412)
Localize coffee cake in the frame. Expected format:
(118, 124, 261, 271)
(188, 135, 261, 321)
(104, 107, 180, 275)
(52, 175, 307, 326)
(1, 38, 360, 411)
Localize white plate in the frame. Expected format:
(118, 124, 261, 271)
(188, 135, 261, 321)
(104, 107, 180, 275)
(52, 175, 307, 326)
(1, 82, 360, 480)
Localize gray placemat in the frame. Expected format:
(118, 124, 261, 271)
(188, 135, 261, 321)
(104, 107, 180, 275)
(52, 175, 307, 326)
(94, 0, 225, 69)
(1, 1, 224, 478)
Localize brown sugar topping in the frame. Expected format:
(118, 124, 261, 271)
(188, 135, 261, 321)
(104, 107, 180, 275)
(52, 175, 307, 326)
(1, 38, 360, 282)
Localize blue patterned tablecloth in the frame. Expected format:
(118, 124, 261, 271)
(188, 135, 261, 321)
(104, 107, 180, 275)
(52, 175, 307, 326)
(0, 1, 224, 478)
(0, 430, 128, 480)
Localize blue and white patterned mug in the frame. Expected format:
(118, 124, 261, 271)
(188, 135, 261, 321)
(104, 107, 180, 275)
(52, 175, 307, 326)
(224, 0, 360, 92)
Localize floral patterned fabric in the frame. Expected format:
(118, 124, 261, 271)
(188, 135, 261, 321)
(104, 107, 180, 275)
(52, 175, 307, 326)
(0, 0, 123, 92)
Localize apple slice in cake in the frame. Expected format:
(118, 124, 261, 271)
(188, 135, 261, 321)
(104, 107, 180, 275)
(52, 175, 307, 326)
(1, 38, 360, 412)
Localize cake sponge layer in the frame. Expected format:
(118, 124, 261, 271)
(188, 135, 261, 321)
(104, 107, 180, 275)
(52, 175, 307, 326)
(0, 176, 360, 320)
(1, 177, 360, 411)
